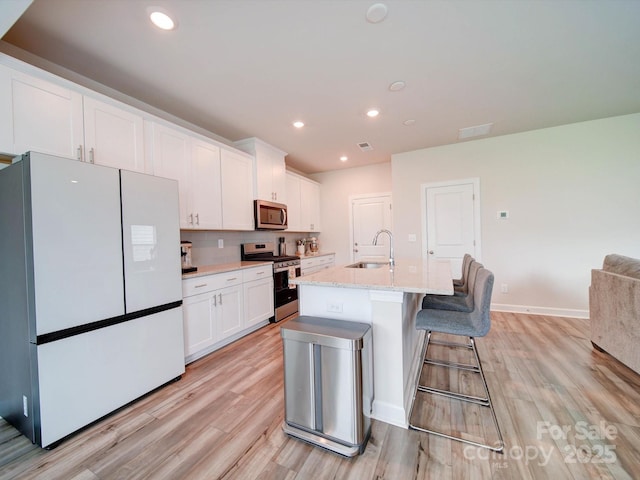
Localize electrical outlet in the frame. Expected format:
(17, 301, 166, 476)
(497, 210, 509, 219)
(23, 395, 28, 417)
(501, 283, 509, 294)
(327, 302, 343, 313)
(218, 239, 224, 248)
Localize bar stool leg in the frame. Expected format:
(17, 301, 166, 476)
(409, 332, 504, 453)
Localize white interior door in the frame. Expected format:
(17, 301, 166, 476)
(422, 179, 480, 277)
(350, 194, 392, 262)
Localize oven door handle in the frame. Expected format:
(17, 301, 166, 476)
(274, 265, 298, 274)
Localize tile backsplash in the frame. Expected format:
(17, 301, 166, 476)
(180, 230, 316, 266)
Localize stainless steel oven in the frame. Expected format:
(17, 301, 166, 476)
(241, 242, 300, 322)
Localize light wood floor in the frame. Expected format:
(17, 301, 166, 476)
(1, 312, 639, 479)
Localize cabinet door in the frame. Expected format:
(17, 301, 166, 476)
(244, 277, 274, 327)
(217, 285, 244, 339)
(182, 292, 218, 357)
(10, 71, 83, 159)
(149, 123, 191, 228)
(285, 172, 302, 231)
(271, 149, 287, 203)
(220, 148, 254, 230)
(191, 139, 222, 229)
(254, 148, 273, 201)
(300, 178, 321, 232)
(0, 64, 12, 153)
(83, 96, 145, 172)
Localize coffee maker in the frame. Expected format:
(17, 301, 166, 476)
(180, 241, 197, 273)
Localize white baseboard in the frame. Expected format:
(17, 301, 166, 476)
(491, 303, 589, 319)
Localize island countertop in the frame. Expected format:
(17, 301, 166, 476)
(290, 258, 453, 295)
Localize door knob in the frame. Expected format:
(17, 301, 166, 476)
(428, 250, 434, 255)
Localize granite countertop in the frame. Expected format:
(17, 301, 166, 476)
(290, 258, 453, 294)
(182, 261, 271, 279)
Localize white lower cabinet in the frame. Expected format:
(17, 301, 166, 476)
(182, 265, 273, 363)
(243, 276, 274, 329)
(300, 254, 335, 276)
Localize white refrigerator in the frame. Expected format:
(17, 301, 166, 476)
(0, 151, 185, 448)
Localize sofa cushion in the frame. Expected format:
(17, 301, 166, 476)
(602, 254, 640, 280)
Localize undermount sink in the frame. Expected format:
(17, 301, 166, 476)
(346, 261, 389, 269)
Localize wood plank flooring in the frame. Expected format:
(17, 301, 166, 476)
(1, 312, 640, 479)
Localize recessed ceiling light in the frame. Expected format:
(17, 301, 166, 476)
(366, 109, 380, 118)
(389, 81, 406, 92)
(340, 156, 348, 162)
(366, 3, 388, 23)
(149, 8, 176, 30)
(293, 121, 305, 129)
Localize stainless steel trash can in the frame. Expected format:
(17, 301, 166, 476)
(281, 316, 373, 457)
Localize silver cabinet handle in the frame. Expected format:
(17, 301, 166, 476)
(218, 293, 223, 305)
(89, 147, 95, 164)
(213, 294, 217, 306)
(227, 277, 238, 282)
(195, 213, 200, 225)
(189, 213, 194, 225)
(77, 145, 83, 161)
(194, 283, 208, 288)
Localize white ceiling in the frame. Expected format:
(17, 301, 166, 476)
(3, 0, 640, 174)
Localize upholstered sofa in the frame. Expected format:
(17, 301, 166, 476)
(589, 254, 640, 374)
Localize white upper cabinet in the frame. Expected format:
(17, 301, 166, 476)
(0, 62, 145, 171)
(7, 69, 83, 159)
(149, 121, 225, 230)
(0, 64, 13, 154)
(191, 138, 223, 230)
(220, 148, 255, 230)
(148, 122, 190, 227)
(149, 121, 253, 231)
(82, 96, 145, 172)
(285, 172, 302, 231)
(234, 137, 286, 203)
(300, 177, 321, 232)
(286, 171, 321, 232)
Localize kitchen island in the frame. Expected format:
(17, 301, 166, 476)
(290, 258, 453, 428)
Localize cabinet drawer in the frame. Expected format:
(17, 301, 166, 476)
(317, 255, 335, 266)
(301, 258, 319, 269)
(242, 265, 273, 282)
(183, 271, 242, 297)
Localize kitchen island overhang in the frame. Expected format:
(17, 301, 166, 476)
(290, 258, 453, 428)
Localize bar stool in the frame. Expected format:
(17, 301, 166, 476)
(409, 267, 504, 452)
(453, 253, 474, 291)
(422, 260, 482, 312)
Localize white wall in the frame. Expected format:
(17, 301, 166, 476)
(392, 113, 640, 317)
(312, 162, 392, 265)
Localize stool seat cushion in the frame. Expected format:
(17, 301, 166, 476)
(416, 268, 494, 338)
(422, 261, 482, 313)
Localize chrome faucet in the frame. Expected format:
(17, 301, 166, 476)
(372, 229, 395, 266)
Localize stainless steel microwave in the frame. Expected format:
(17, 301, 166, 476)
(255, 200, 288, 230)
